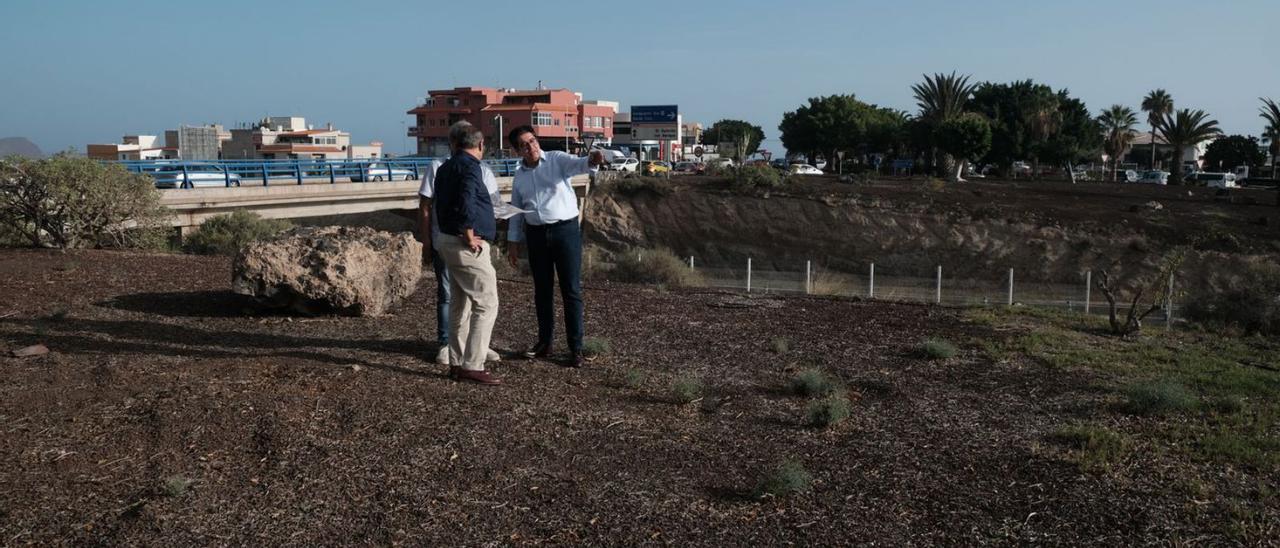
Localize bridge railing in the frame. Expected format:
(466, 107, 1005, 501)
(114, 157, 524, 188)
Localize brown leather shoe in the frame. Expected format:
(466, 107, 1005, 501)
(453, 369, 502, 385)
(522, 341, 553, 359)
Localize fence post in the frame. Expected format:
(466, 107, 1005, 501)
(294, 161, 303, 185)
(869, 263, 875, 299)
(747, 258, 752, 293)
(688, 256, 694, 270)
(1084, 270, 1092, 315)
(805, 260, 812, 295)
(261, 162, 269, 186)
(328, 163, 335, 184)
(1007, 268, 1014, 306)
(935, 265, 942, 304)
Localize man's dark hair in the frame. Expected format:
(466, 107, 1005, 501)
(508, 125, 536, 149)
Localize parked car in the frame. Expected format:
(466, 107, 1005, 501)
(1119, 169, 1139, 183)
(707, 157, 735, 170)
(770, 158, 789, 171)
(672, 161, 704, 175)
(641, 160, 671, 176)
(608, 158, 639, 172)
(149, 164, 242, 189)
(788, 163, 823, 175)
(1187, 172, 1238, 189)
(1012, 161, 1032, 176)
(350, 163, 417, 182)
(1135, 170, 1169, 185)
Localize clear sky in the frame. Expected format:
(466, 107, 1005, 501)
(2, 0, 1277, 157)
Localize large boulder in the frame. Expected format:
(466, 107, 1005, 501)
(233, 226, 422, 316)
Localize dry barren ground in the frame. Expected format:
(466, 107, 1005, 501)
(0, 248, 1275, 545)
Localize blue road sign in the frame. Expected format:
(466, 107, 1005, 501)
(631, 105, 679, 123)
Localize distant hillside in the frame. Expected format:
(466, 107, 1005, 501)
(0, 137, 44, 159)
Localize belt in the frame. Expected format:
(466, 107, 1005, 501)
(527, 216, 577, 230)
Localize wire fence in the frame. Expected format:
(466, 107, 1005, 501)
(684, 256, 1175, 324)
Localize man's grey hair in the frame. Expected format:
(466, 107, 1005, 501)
(448, 121, 485, 150)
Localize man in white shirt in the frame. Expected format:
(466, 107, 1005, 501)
(504, 125, 606, 368)
(417, 132, 503, 370)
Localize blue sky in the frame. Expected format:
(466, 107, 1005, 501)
(2, 0, 1277, 156)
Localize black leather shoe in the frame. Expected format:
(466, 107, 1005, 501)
(447, 366, 461, 379)
(565, 351, 585, 368)
(523, 341, 553, 359)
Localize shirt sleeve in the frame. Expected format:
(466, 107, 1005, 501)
(417, 160, 441, 198)
(553, 150, 597, 178)
(481, 163, 503, 205)
(507, 177, 526, 243)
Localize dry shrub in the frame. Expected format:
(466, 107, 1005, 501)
(810, 268, 857, 296)
(608, 247, 704, 287)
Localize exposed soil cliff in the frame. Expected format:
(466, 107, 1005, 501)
(584, 177, 1280, 298)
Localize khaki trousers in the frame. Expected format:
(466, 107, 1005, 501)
(435, 237, 499, 371)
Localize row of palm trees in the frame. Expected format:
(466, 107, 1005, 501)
(1100, 91, 1280, 182)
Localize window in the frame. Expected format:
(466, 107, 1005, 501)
(533, 112, 553, 126)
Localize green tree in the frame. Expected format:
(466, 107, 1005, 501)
(911, 72, 976, 175)
(1260, 97, 1280, 178)
(1037, 92, 1103, 181)
(1098, 105, 1139, 181)
(1141, 89, 1175, 169)
(702, 120, 765, 162)
(935, 112, 992, 182)
(967, 81, 1100, 179)
(1156, 108, 1221, 183)
(967, 80, 1055, 172)
(0, 154, 171, 248)
(1202, 134, 1265, 173)
(779, 94, 904, 168)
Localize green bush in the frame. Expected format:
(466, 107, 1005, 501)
(805, 393, 851, 427)
(581, 337, 611, 358)
(671, 375, 704, 404)
(770, 336, 790, 354)
(0, 154, 171, 249)
(731, 165, 785, 192)
(1048, 424, 1126, 467)
(623, 368, 645, 389)
(918, 338, 958, 360)
(1183, 263, 1280, 336)
(1120, 380, 1198, 415)
(753, 460, 812, 498)
(608, 247, 704, 287)
(610, 176, 673, 197)
(182, 210, 291, 255)
(789, 369, 836, 397)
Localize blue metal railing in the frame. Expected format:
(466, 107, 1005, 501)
(114, 157, 523, 188)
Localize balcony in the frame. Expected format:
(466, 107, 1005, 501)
(407, 126, 420, 137)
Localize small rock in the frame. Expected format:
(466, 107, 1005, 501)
(349, 364, 363, 372)
(11, 344, 49, 357)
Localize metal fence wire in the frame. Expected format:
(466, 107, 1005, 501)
(682, 257, 1175, 324)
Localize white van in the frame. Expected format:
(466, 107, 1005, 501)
(1188, 172, 1238, 189)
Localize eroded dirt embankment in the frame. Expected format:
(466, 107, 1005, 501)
(583, 178, 1280, 297)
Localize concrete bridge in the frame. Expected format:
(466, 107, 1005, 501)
(160, 175, 591, 235)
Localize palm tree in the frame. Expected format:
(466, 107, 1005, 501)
(1098, 105, 1139, 181)
(911, 72, 976, 124)
(1261, 97, 1280, 179)
(1140, 89, 1174, 169)
(1156, 108, 1221, 183)
(912, 72, 977, 175)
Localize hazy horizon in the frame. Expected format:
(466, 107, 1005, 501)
(3, 0, 1277, 157)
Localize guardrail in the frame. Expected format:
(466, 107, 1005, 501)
(114, 157, 524, 188)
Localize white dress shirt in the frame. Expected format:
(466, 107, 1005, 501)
(507, 150, 595, 243)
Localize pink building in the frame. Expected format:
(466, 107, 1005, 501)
(408, 86, 615, 157)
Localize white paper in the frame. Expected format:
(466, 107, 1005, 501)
(493, 202, 530, 220)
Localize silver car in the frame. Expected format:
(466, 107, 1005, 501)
(149, 165, 242, 189)
(351, 163, 417, 182)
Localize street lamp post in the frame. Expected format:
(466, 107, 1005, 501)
(492, 115, 504, 157)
